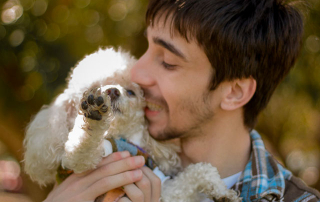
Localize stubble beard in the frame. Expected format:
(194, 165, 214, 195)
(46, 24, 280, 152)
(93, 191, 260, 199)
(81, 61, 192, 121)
(149, 91, 215, 141)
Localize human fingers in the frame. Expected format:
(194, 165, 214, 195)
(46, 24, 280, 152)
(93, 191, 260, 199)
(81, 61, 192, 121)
(75, 151, 131, 180)
(44, 152, 132, 202)
(123, 173, 152, 202)
(78, 169, 143, 201)
(123, 167, 162, 202)
(97, 151, 131, 167)
(141, 167, 161, 202)
(77, 155, 145, 188)
(53, 152, 130, 191)
(118, 197, 132, 202)
(123, 184, 144, 202)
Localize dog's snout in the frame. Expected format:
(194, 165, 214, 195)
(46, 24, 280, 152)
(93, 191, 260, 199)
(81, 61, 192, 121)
(107, 88, 120, 101)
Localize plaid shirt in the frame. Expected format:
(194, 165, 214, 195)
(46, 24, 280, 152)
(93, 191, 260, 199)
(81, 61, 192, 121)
(232, 130, 320, 202)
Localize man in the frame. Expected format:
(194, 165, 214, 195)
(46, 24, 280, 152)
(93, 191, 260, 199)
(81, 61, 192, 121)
(45, 0, 320, 201)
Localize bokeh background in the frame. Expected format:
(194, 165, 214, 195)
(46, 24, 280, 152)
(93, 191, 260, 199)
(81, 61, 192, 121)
(0, 0, 319, 201)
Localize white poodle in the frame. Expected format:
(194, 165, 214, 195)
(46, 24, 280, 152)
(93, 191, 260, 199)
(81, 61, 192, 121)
(23, 48, 241, 202)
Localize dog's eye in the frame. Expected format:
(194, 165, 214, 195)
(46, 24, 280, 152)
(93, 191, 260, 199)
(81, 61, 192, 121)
(126, 90, 136, 96)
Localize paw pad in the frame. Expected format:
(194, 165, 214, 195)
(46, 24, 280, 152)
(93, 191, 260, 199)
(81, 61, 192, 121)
(96, 96, 104, 106)
(80, 87, 110, 121)
(88, 95, 95, 105)
(81, 101, 88, 110)
(84, 110, 102, 120)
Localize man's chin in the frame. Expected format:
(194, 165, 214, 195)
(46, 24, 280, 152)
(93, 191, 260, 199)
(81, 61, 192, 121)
(148, 128, 166, 141)
(148, 126, 184, 141)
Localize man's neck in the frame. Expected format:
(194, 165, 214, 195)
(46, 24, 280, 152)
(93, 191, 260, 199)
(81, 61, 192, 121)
(178, 111, 251, 178)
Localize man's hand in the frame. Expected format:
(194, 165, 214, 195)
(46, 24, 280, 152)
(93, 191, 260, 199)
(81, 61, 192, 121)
(44, 151, 145, 202)
(119, 166, 161, 202)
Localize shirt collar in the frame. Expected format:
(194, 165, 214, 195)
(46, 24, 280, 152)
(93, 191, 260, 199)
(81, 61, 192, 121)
(232, 130, 292, 201)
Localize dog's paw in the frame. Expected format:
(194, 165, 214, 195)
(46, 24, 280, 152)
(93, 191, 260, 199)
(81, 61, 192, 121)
(80, 87, 111, 121)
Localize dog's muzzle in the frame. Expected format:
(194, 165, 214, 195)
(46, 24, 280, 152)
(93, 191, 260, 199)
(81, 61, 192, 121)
(107, 88, 120, 102)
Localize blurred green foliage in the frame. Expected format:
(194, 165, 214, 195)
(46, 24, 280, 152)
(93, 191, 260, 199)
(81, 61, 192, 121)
(0, 0, 319, 200)
(0, 0, 148, 127)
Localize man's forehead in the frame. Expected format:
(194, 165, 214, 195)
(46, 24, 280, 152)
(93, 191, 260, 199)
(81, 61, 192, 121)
(145, 27, 188, 61)
(145, 23, 193, 43)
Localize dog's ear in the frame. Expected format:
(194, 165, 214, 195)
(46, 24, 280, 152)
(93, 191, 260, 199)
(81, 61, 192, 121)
(220, 77, 256, 111)
(146, 136, 181, 176)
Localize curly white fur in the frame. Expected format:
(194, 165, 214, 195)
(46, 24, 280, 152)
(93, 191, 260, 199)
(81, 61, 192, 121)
(23, 48, 181, 186)
(161, 163, 241, 202)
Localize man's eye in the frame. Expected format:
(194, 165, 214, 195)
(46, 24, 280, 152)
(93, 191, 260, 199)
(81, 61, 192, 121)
(162, 61, 176, 70)
(126, 90, 136, 96)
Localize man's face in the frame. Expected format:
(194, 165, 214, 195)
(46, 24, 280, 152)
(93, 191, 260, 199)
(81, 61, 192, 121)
(130, 18, 222, 140)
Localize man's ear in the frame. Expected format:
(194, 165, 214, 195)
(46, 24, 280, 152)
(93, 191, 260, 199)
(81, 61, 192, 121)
(220, 77, 256, 111)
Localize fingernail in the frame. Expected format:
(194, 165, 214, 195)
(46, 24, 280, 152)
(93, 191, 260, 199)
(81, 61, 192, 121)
(121, 151, 130, 158)
(133, 170, 142, 179)
(135, 156, 144, 165)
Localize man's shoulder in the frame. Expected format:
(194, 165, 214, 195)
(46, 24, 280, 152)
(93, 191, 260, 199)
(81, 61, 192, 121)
(283, 175, 320, 202)
(236, 131, 320, 202)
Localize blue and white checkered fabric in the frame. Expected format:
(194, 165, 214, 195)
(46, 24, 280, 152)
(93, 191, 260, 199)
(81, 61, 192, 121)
(233, 130, 310, 202)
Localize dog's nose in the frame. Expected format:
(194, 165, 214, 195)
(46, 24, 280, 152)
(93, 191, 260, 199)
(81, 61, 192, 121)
(107, 88, 120, 101)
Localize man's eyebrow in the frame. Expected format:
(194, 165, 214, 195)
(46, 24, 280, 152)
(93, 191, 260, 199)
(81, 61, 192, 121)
(153, 37, 187, 61)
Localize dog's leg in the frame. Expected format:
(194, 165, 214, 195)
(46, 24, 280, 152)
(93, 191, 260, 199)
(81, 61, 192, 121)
(62, 87, 112, 173)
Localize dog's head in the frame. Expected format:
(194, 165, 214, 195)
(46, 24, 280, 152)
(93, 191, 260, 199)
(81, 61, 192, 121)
(101, 82, 146, 126)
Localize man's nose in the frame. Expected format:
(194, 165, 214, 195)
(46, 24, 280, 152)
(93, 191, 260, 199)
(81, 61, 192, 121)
(130, 53, 155, 87)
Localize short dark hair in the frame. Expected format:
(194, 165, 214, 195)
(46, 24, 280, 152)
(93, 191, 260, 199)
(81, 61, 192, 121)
(146, 0, 304, 129)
